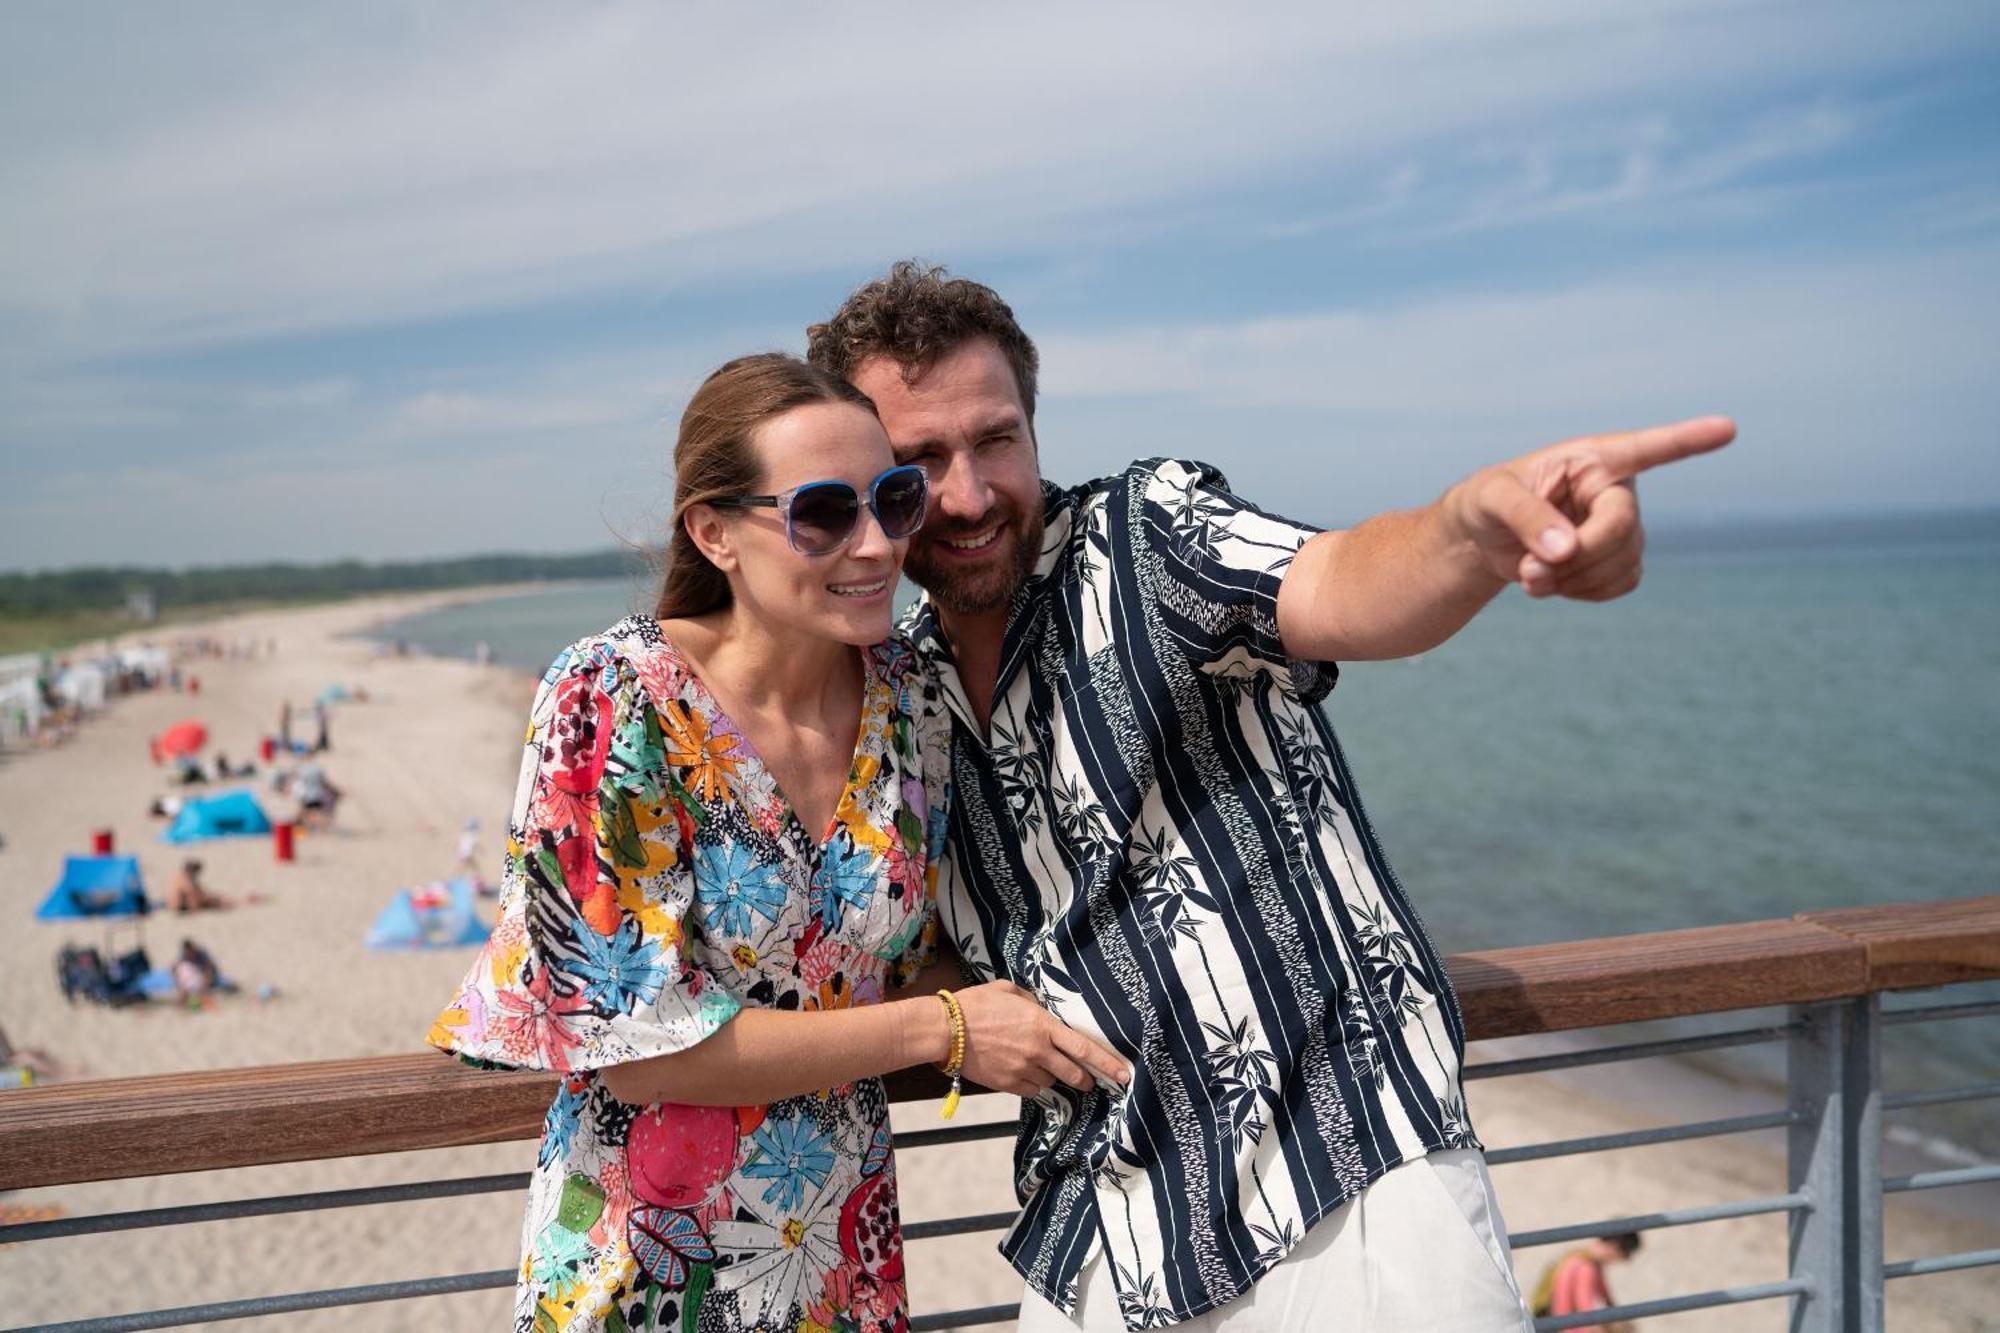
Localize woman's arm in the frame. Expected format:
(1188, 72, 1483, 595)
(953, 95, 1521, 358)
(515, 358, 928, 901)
(598, 993, 942, 1106)
(598, 980, 1130, 1106)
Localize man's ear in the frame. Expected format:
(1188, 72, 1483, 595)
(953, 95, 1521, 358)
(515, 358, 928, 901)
(683, 503, 738, 574)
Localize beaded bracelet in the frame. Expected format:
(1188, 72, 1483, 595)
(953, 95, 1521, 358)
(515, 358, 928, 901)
(935, 988, 967, 1119)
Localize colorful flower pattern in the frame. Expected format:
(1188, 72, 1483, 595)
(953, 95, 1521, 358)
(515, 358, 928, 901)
(432, 617, 949, 1333)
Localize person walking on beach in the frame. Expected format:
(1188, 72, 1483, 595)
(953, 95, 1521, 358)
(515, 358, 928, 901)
(1532, 1233, 1641, 1332)
(807, 262, 1731, 1332)
(431, 354, 1127, 1333)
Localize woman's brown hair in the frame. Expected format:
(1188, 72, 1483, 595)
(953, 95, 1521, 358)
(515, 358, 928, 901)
(654, 353, 878, 620)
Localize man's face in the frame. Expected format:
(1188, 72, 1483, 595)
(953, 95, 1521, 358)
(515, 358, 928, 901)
(850, 338, 1044, 619)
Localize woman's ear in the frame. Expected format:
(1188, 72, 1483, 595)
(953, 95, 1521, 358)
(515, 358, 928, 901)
(683, 503, 739, 574)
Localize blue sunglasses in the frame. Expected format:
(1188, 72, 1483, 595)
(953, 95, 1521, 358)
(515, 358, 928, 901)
(710, 464, 928, 556)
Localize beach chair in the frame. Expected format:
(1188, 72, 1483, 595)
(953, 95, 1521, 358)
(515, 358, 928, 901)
(55, 944, 149, 1008)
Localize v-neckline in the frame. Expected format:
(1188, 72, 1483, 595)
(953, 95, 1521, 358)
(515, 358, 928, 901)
(652, 625, 884, 851)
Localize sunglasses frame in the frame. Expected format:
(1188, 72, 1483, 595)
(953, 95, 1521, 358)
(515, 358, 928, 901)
(709, 463, 929, 556)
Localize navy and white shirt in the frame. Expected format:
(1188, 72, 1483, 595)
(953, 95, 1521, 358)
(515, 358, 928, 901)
(906, 459, 1477, 1329)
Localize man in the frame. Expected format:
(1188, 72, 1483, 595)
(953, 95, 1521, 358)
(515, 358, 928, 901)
(1533, 1233, 1642, 1332)
(809, 263, 1729, 1331)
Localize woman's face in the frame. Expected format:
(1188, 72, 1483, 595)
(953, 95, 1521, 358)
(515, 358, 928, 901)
(716, 400, 908, 647)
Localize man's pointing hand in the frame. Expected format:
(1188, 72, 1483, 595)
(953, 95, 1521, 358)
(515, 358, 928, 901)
(1444, 415, 1736, 601)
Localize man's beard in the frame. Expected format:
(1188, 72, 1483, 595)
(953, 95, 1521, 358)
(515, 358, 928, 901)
(907, 504, 1044, 617)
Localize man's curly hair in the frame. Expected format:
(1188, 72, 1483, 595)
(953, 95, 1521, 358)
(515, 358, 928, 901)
(807, 260, 1041, 424)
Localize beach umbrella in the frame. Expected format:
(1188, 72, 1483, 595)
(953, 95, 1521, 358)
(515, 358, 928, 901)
(155, 720, 208, 757)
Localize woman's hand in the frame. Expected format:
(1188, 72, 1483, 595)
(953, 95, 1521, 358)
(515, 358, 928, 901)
(596, 977, 1136, 1109)
(947, 980, 1131, 1099)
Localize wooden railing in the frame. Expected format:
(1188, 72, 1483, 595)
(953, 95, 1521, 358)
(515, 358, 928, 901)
(5, 895, 1996, 1193)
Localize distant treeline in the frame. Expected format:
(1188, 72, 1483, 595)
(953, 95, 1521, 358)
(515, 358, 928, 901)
(0, 550, 645, 617)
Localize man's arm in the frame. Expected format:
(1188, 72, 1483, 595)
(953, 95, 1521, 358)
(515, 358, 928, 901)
(1277, 417, 1735, 662)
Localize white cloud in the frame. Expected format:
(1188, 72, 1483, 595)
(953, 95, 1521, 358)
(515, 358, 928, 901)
(7, 240, 1996, 567)
(1031, 245, 2000, 517)
(1040, 248, 2000, 417)
(1421, 98, 1867, 237)
(390, 391, 632, 438)
(1, 1, 1988, 361)
(3, 2, 1996, 567)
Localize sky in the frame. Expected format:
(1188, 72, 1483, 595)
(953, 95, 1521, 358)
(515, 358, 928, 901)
(3, 1, 1998, 572)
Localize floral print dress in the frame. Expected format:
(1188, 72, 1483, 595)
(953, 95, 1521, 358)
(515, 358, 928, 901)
(431, 617, 950, 1333)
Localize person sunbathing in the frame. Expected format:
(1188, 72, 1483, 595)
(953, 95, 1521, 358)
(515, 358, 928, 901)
(166, 859, 231, 913)
(0, 1022, 71, 1083)
(172, 938, 237, 1003)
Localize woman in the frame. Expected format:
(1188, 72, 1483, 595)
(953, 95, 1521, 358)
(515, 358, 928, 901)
(432, 355, 1125, 1333)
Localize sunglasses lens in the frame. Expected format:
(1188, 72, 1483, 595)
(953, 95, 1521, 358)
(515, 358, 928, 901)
(874, 467, 928, 539)
(787, 483, 860, 555)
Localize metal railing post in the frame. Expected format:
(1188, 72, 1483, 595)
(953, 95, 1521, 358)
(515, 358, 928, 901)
(1847, 994, 1883, 1332)
(1787, 996, 1883, 1333)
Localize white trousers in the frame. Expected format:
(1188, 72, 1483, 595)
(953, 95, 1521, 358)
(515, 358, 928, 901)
(1017, 1149, 1533, 1333)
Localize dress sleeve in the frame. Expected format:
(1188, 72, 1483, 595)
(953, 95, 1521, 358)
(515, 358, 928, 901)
(887, 651, 951, 987)
(429, 643, 741, 1073)
(1132, 457, 1336, 704)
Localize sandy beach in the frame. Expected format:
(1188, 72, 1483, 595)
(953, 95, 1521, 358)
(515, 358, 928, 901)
(0, 594, 1993, 1330)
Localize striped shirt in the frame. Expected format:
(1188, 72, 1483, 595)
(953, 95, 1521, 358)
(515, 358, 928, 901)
(906, 459, 1477, 1329)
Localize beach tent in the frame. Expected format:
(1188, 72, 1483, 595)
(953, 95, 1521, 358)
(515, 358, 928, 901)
(161, 789, 273, 843)
(366, 877, 489, 949)
(36, 856, 149, 920)
(316, 683, 353, 705)
(119, 646, 170, 686)
(0, 652, 42, 686)
(55, 663, 109, 712)
(0, 675, 44, 741)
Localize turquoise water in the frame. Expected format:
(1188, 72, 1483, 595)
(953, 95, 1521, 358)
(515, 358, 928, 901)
(377, 538, 2000, 1149)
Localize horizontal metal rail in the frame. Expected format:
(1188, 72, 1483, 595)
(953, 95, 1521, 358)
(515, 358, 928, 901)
(903, 1209, 1016, 1242)
(1883, 1163, 2000, 1194)
(1882, 1080, 2000, 1111)
(1487, 1108, 1797, 1166)
(7, 895, 1996, 1333)
(11, 1270, 514, 1333)
(1883, 1248, 2000, 1279)
(1464, 1021, 1797, 1081)
(894, 1118, 1017, 1150)
(1881, 998, 2000, 1025)
(909, 1304, 1019, 1332)
(1534, 1276, 1813, 1330)
(1509, 1191, 1809, 1250)
(0, 1172, 530, 1245)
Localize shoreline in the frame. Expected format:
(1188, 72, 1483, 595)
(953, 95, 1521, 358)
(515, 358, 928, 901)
(1, 595, 1994, 1328)
(347, 576, 642, 675)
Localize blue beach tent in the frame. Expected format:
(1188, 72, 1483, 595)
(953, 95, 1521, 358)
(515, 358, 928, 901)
(36, 855, 149, 920)
(366, 877, 489, 949)
(161, 789, 273, 843)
